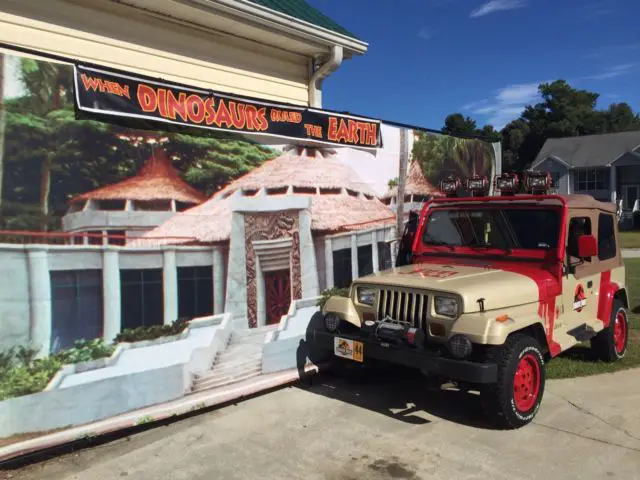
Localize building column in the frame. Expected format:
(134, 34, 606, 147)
(26, 248, 51, 358)
(213, 247, 225, 314)
(610, 166, 617, 203)
(163, 248, 178, 324)
(350, 234, 358, 280)
(371, 231, 380, 273)
(324, 237, 334, 289)
(102, 248, 121, 343)
(298, 209, 319, 298)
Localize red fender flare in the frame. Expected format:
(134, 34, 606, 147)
(597, 271, 619, 327)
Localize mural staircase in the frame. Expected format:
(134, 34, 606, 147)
(190, 324, 278, 393)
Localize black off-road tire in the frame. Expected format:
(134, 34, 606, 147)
(590, 299, 629, 362)
(481, 334, 546, 429)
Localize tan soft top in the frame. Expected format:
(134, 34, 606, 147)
(563, 194, 617, 213)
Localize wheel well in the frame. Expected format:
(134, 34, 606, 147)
(508, 323, 550, 357)
(615, 288, 629, 309)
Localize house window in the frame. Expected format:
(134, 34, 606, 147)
(50, 270, 103, 352)
(598, 213, 616, 261)
(357, 245, 373, 277)
(177, 266, 213, 320)
(575, 168, 609, 191)
(120, 269, 164, 330)
(332, 248, 352, 288)
(378, 242, 393, 271)
(550, 172, 560, 188)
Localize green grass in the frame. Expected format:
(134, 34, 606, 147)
(619, 231, 640, 249)
(546, 258, 640, 379)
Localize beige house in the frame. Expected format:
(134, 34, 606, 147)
(0, 0, 368, 108)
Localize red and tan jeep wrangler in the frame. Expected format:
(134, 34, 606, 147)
(309, 171, 630, 429)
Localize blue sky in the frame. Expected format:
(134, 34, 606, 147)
(307, 0, 640, 131)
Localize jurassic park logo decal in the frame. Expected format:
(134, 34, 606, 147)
(73, 65, 382, 149)
(573, 284, 587, 312)
(398, 266, 458, 279)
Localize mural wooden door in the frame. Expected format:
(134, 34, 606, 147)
(264, 269, 292, 325)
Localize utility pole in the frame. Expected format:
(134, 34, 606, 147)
(395, 127, 409, 261)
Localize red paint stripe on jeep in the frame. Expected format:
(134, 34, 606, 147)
(597, 270, 616, 327)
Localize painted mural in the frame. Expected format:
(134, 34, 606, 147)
(0, 50, 501, 443)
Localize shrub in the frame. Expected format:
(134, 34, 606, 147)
(0, 356, 62, 401)
(54, 338, 115, 364)
(316, 286, 350, 310)
(113, 318, 190, 343)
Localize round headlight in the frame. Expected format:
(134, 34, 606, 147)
(324, 313, 341, 333)
(448, 334, 473, 359)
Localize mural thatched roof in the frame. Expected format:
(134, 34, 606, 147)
(382, 160, 443, 199)
(70, 148, 207, 205)
(135, 148, 394, 244)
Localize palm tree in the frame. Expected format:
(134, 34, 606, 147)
(18, 58, 72, 230)
(0, 53, 5, 228)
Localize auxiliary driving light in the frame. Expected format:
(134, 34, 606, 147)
(494, 172, 519, 196)
(466, 175, 489, 197)
(448, 334, 473, 359)
(440, 176, 461, 197)
(324, 312, 341, 333)
(524, 170, 551, 194)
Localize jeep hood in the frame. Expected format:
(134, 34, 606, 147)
(356, 258, 558, 313)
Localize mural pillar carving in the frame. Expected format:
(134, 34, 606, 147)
(244, 211, 302, 328)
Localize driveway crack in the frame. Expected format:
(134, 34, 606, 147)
(547, 390, 640, 444)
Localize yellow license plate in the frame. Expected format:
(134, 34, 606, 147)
(334, 337, 363, 363)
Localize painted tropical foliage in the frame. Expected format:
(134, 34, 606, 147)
(411, 131, 496, 188)
(1, 54, 279, 231)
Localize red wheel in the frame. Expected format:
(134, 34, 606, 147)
(513, 353, 541, 413)
(481, 334, 546, 429)
(591, 299, 628, 361)
(613, 310, 628, 355)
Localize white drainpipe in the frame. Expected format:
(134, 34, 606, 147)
(308, 46, 343, 108)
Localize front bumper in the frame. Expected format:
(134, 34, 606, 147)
(310, 329, 498, 384)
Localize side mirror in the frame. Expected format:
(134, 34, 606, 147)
(577, 234, 598, 258)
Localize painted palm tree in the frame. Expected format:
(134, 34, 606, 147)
(18, 58, 73, 230)
(0, 53, 5, 227)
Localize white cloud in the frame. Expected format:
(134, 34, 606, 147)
(469, 0, 527, 18)
(417, 26, 435, 41)
(460, 82, 543, 129)
(583, 63, 636, 80)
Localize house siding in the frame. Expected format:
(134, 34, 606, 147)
(0, 0, 310, 105)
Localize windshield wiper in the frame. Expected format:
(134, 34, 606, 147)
(466, 240, 512, 254)
(422, 235, 455, 251)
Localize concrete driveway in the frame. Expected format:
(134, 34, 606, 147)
(2, 366, 640, 480)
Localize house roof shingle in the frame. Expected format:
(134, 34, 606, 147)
(247, 0, 358, 39)
(532, 130, 640, 169)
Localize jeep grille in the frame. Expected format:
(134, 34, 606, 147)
(377, 289, 429, 332)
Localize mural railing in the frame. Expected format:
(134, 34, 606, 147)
(0, 230, 198, 247)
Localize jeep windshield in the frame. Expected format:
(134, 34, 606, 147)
(420, 207, 561, 255)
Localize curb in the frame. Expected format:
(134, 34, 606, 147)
(0, 363, 323, 464)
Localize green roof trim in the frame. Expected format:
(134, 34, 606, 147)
(247, 0, 359, 40)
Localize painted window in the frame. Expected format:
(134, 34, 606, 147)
(50, 270, 103, 352)
(332, 248, 352, 288)
(106, 230, 126, 246)
(598, 213, 616, 261)
(574, 168, 610, 191)
(177, 266, 213, 320)
(357, 245, 373, 277)
(377, 241, 393, 270)
(120, 269, 164, 329)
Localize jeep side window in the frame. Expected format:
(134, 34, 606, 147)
(598, 213, 616, 261)
(567, 216, 592, 263)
